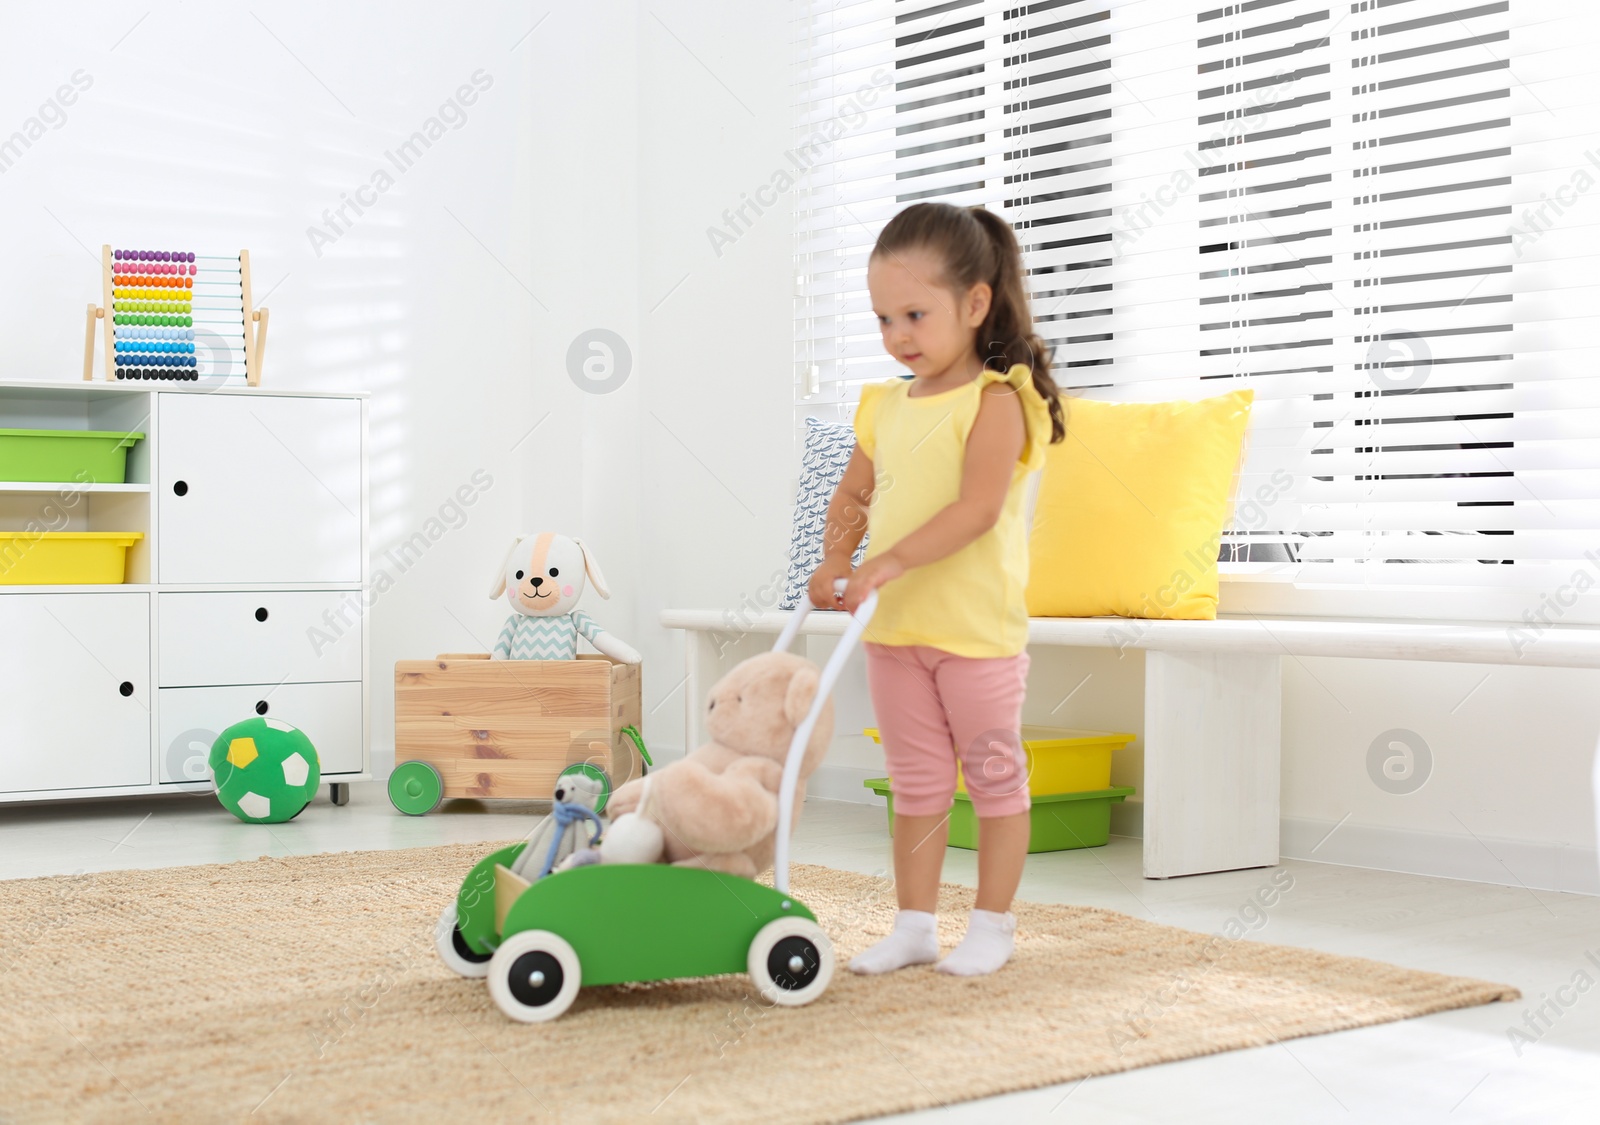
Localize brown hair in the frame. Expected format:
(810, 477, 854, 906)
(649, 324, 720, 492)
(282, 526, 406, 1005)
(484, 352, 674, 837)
(872, 202, 1065, 443)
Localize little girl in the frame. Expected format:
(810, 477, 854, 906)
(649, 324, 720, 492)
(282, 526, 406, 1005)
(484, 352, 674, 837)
(809, 202, 1065, 977)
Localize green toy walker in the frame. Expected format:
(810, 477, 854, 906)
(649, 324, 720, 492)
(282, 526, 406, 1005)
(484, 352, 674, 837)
(434, 583, 878, 1022)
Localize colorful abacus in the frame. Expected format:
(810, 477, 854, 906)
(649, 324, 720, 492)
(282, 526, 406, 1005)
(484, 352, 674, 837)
(83, 244, 269, 385)
(111, 249, 199, 380)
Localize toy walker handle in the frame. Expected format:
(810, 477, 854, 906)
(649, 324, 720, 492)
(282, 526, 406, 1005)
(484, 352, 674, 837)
(773, 578, 877, 894)
(773, 578, 867, 653)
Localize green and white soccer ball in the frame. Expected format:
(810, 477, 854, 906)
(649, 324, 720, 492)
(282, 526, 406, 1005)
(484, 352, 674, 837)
(209, 717, 322, 824)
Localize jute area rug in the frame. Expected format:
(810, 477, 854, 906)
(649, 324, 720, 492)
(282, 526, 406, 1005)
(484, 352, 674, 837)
(0, 843, 1516, 1123)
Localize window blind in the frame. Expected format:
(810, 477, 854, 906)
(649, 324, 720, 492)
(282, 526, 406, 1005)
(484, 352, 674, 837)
(794, 0, 1600, 592)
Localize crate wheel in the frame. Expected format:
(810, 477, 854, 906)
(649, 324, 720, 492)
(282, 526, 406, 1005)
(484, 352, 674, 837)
(488, 930, 582, 1023)
(388, 760, 443, 816)
(747, 916, 833, 1007)
(435, 902, 492, 978)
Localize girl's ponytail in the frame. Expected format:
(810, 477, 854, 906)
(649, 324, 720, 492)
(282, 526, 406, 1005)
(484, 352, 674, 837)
(873, 202, 1067, 443)
(966, 207, 1066, 444)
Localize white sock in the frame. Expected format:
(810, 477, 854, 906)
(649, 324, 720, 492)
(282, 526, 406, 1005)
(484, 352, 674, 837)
(848, 909, 940, 975)
(935, 909, 1016, 976)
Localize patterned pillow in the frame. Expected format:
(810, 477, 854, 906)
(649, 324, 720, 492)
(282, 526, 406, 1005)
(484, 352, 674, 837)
(779, 418, 869, 610)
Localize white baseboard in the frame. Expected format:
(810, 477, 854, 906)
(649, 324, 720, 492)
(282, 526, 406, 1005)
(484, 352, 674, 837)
(807, 765, 1600, 896)
(806, 764, 883, 803)
(1280, 815, 1600, 897)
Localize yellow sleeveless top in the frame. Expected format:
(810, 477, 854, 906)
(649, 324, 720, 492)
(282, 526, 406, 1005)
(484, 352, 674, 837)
(853, 363, 1052, 658)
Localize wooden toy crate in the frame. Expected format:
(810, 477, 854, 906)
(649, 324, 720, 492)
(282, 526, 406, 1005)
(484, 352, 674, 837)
(393, 653, 644, 803)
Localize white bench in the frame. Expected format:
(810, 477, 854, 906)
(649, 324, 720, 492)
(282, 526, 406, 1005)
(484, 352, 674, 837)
(660, 609, 1600, 879)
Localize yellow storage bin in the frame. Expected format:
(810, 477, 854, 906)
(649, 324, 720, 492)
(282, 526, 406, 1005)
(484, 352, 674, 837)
(864, 725, 1135, 794)
(0, 532, 143, 585)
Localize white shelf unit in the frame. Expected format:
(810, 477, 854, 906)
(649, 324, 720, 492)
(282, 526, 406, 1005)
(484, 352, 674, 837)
(0, 380, 369, 805)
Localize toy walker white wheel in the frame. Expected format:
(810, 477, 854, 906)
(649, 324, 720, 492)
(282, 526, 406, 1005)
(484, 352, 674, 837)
(488, 930, 582, 1023)
(435, 902, 493, 979)
(747, 917, 834, 1007)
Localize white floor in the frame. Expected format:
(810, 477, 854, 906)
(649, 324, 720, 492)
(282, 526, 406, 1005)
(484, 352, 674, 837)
(3, 786, 1598, 1123)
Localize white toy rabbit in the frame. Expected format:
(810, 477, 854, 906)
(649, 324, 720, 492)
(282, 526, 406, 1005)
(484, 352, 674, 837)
(489, 532, 641, 663)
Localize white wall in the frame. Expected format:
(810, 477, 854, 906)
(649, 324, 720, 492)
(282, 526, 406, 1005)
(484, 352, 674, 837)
(0, 0, 642, 775)
(634, 0, 800, 737)
(4, 1, 1593, 894)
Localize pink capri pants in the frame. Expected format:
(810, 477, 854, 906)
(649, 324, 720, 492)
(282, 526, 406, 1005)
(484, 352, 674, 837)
(865, 643, 1031, 819)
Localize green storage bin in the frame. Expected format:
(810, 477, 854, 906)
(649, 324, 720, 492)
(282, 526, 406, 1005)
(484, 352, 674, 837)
(0, 429, 145, 484)
(863, 778, 1135, 853)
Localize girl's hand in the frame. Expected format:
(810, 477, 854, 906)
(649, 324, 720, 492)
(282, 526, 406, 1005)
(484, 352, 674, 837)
(807, 557, 854, 609)
(842, 553, 904, 613)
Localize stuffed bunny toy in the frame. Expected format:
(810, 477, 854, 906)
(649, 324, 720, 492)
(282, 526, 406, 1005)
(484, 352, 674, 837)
(489, 532, 641, 663)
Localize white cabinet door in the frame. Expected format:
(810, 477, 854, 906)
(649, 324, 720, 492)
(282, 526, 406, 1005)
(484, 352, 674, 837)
(158, 591, 362, 687)
(0, 593, 150, 794)
(158, 394, 362, 584)
(158, 682, 364, 781)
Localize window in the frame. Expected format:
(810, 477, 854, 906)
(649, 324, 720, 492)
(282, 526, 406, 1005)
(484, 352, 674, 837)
(794, 0, 1600, 596)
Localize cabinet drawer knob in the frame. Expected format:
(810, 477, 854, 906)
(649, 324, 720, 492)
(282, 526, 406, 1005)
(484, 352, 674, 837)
(173, 480, 188, 496)
(255, 700, 269, 715)
(255, 607, 269, 622)
(119, 681, 134, 697)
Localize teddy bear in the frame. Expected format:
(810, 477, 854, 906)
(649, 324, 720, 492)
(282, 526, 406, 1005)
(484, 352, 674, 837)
(599, 650, 832, 879)
(508, 767, 608, 881)
(489, 532, 641, 663)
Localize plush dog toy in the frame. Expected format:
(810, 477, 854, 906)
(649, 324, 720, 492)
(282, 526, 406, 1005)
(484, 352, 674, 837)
(509, 768, 608, 881)
(600, 651, 832, 878)
(489, 533, 641, 663)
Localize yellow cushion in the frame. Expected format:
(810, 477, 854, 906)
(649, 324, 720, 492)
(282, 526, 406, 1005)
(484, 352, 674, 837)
(1025, 390, 1254, 620)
